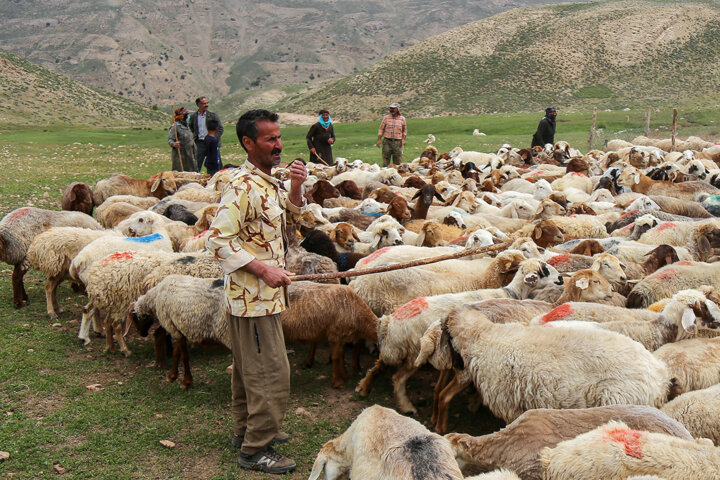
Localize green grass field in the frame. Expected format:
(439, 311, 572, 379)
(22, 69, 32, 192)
(1, 107, 719, 479)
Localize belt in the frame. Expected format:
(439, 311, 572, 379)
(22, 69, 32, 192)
(384, 137, 402, 141)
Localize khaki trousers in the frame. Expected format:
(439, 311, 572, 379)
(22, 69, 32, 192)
(229, 313, 290, 455)
(382, 137, 403, 166)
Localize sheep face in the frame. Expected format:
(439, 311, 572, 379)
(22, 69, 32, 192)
(120, 211, 165, 237)
(381, 169, 404, 186)
(510, 238, 544, 259)
(591, 253, 627, 284)
(465, 230, 493, 249)
(532, 220, 565, 248)
(520, 260, 563, 289)
(330, 223, 359, 250)
(625, 197, 659, 212)
(567, 270, 614, 303)
(617, 167, 642, 187)
(421, 223, 445, 247)
(443, 211, 467, 230)
(386, 196, 412, 221)
(357, 198, 385, 214)
(534, 200, 566, 220)
(128, 301, 155, 338)
(374, 227, 403, 249)
(151, 171, 178, 195)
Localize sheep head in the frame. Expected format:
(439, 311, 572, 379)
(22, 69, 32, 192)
(532, 220, 565, 248)
(385, 196, 412, 221)
(562, 270, 614, 304)
(329, 223, 360, 250)
(590, 253, 627, 284)
(518, 259, 563, 290)
(150, 171, 178, 196)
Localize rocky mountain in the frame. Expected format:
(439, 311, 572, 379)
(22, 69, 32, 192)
(0, 49, 166, 127)
(277, 0, 720, 120)
(0, 0, 588, 107)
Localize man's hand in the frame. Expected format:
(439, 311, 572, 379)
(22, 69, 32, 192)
(309, 147, 317, 155)
(259, 264, 295, 288)
(289, 160, 308, 188)
(376, 139, 382, 147)
(402, 139, 406, 146)
(173, 141, 180, 148)
(328, 138, 334, 145)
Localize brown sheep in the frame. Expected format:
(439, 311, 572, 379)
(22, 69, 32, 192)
(329, 223, 361, 250)
(386, 196, 412, 222)
(554, 269, 618, 306)
(548, 192, 568, 209)
(411, 184, 444, 220)
(531, 220, 565, 248)
(421, 145, 438, 162)
(567, 203, 597, 216)
(335, 180, 362, 200)
(402, 175, 427, 189)
(431, 172, 446, 184)
(62, 182, 94, 215)
(568, 239, 605, 257)
(305, 179, 340, 204)
(92, 172, 178, 205)
(565, 157, 589, 176)
(367, 185, 397, 204)
(417, 222, 463, 247)
(533, 199, 566, 220)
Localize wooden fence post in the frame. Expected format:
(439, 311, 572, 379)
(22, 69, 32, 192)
(671, 108, 678, 152)
(588, 107, 597, 152)
(644, 107, 651, 137)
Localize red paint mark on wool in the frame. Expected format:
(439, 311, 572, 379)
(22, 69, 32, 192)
(547, 254, 571, 267)
(619, 223, 635, 232)
(676, 261, 693, 266)
(7, 208, 30, 221)
(571, 172, 586, 177)
(101, 251, 137, 263)
(620, 209, 639, 220)
(603, 427, 644, 458)
(192, 230, 209, 239)
(358, 246, 392, 266)
(656, 222, 676, 232)
(393, 297, 429, 321)
(450, 236, 468, 245)
(654, 268, 678, 281)
(538, 304, 574, 324)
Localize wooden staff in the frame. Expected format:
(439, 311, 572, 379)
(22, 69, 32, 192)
(291, 242, 509, 282)
(644, 107, 651, 137)
(587, 107, 597, 152)
(171, 104, 185, 171)
(670, 108, 678, 152)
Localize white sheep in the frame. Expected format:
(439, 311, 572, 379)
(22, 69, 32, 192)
(653, 337, 720, 393)
(415, 303, 673, 424)
(661, 383, 720, 445)
(308, 405, 463, 480)
(365, 258, 562, 414)
(539, 420, 720, 480)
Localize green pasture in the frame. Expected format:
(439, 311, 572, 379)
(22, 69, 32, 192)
(1, 107, 719, 478)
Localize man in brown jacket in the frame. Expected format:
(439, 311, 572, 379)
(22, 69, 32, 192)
(206, 109, 307, 474)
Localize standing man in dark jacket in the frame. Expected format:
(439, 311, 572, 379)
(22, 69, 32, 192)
(531, 106, 557, 148)
(189, 96, 224, 173)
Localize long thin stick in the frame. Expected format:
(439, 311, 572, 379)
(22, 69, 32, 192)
(172, 104, 185, 171)
(291, 242, 509, 282)
(587, 107, 597, 152)
(644, 107, 651, 137)
(671, 108, 678, 152)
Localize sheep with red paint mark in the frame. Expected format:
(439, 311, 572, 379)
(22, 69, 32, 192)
(540, 420, 720, 480)
(637, 218, 720, 261)
(627, 261, 720, 308)
(360, 258, 562, 414)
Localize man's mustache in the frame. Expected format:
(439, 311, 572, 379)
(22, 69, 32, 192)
(271, 148, 282, 155)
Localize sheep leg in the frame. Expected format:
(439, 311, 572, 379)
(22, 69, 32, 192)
(45, 274, 64, 321)
(167, 339, 181, 383)
(302, 342, 317, 368)
(431, 369, 452, 426)
(435, 375, 470, 435)
(179, 337, 193, 389)
(91, 308, 104, 336)
(103, 313, 118, 354)
(113, 320, 132, 357)
(153, 327, 169, 369)
(330, 342, 349, 388)
(355, 358, 384, 397)
(393, 362, 420, 415)
(12, 264, 28, 308)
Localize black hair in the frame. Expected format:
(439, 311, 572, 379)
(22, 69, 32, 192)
(206, 118, 219, 131)
(236, 109, 279, 152)
(195, 96, 207, 106)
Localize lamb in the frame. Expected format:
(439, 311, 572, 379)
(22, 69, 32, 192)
(654, 337, 720, 393)
(27, 227, 120, 321)
(511, 220, 565, 249)
(61, 182, 94, 215)
(447, 406, 692, 480)
(331, 168, 403, 189)
(308, 405, 463, 480)
(539, 420, 720, 480)
(660, 384, 720, 445)
(415, 304, 673, 425)
(93, 171, 178, 205)
(415, 221, 464, 247)
(281, 281, 378, 388)
(351, 249, 526, 317)
(130, 275, 230, 388)
(170, 186, 221, 204)
(300, 229, 367, 272)
(626, 261, 720, 308)
(0, 207, 102, 308)
(362, 258, 562, 414)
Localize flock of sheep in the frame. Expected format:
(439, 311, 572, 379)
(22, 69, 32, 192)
(3, 133, 720, 479)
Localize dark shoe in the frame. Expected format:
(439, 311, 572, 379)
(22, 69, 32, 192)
(231, 432, 289, 448)
(237, 446, 296, 474)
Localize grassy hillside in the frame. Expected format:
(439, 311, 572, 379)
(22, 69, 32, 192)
(280, 0, 720, 120)
(0, 50, 167, 128)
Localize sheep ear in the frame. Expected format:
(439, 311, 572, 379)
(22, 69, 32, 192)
(411, 190, 422, 200)
(352, 230, 361, 242)
(524, 273, 538, 286)
(308, 449, 330, 480)
(150, 176, 162, 192)
(533, 227, 542, 240)
(510, 206, 518, 219)
(698, 235, 711, 256)
(632, 173, 640, 185)
(681, 307, 698, 333)
(329, 229, 337, 241)
(590, 262, 601, 272)
(434, 192, 445, 203)
(575, 277, 589, 290)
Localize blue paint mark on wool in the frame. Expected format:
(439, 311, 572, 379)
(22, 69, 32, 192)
(452, 208, 470, 216)
(362, 212, 384, 217)
(124, 233, 164, 243)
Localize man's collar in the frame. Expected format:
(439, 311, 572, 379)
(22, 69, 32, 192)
(243, 160, 284, 189)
